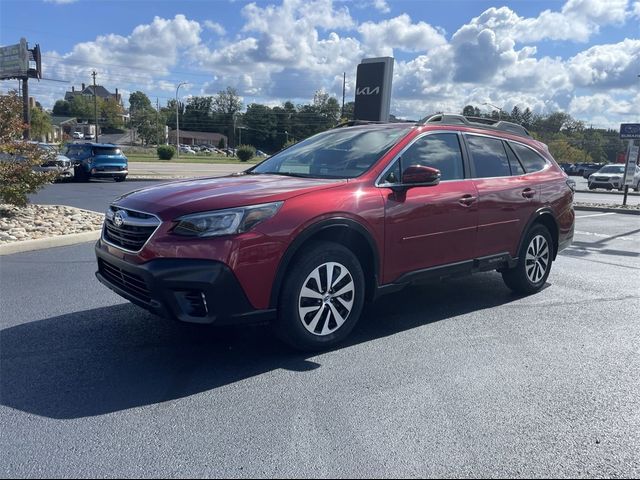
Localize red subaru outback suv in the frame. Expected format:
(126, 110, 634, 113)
(96, 114, 574, 350)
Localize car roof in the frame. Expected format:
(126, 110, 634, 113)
(69, 142, 119, 147)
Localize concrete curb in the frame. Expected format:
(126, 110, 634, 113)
(574, 205, 640, 216)
(0, 230, 101, 256)
(576, 189, 640, 197)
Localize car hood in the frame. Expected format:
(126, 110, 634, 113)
(112, 174, 346, 220)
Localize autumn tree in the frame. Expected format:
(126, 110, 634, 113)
(0, 91, 55, 207)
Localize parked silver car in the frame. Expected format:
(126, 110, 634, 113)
(588, 164, 640, 191)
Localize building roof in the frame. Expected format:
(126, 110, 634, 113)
(64, 85, 120, 102)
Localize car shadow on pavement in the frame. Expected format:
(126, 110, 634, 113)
(1, 273, 522, 419)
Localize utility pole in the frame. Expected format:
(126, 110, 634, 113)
(22, 77, 29, 140)
(341, 72, 346, 119)
(92, 70, 99, 142)
(156, 98, 160, 145)
(175, 82, 187, 158)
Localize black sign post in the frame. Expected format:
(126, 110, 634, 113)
(353, 57, 394, 122)
(619, 124, 640, 206)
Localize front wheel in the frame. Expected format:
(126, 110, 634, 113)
(274, 241, 365, 351)
(502, 224, 553, 295)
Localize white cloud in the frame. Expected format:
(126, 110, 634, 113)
(371, 0, 390, 14)
(632, 1, 640, 18)
(204, 20, 226, 36)
(568, 38, 640, 89)
(358, 14, 447, 56)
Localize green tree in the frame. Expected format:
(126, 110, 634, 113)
(29, 106, 52, 141)
(101, 98, 124, 130)
(52, 100, 70, 116)
(67, 95, 94, 122)
(213, 87, 243, 146)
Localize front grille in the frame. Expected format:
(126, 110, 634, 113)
(103, 206, 160, 252)
(98, 259, 151, 304)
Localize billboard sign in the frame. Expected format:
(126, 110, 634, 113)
(353, 57, 394, 122)
(620, 124, 640, 140)
(0, 38, 29, 79)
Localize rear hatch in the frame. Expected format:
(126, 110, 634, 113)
(92, 146, 128, 171)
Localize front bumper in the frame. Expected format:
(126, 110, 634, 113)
(95, 243, 275, 325)
(588, 180, 621, 190)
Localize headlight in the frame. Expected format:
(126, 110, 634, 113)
(610, 176, 620, 180)
(588, 175, 594, 180)
(173, 202, 283, 237)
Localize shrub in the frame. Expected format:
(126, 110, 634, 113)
(157, 145, 176, 160)
(217, 138, 226, 149)
(236, 144, 255, 162)
(0, 91, 56, 207)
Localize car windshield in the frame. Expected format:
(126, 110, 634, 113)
(598, 165, 625, 174)
(92, 147, 122, 156)
(251, 125, 412, 179)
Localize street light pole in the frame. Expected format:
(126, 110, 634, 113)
(483, 102, 503, 121)
(175, 82, 187, 159)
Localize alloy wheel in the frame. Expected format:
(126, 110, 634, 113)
(525, 234, 550, 284)
(298, 262, 355, 336)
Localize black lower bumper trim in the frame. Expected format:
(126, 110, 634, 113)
(95, 244, 275, 325)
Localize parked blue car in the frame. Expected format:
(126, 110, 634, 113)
(64, 143, 128, 182)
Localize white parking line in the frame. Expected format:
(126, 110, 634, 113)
(574, 230, 635, 241)
(575, 212, 617, 218)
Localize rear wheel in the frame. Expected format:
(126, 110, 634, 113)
(274, 241, 365, 351)
(502, 224, 553, 295)
(74, 166, 89, 182)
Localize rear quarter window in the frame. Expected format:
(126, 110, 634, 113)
(466, 135, 511, 178)
(509, 143, 548, 173)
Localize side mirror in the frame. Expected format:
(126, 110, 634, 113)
(402, 165, 441, 187)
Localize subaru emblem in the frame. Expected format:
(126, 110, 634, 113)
(113, 210, 125, 228)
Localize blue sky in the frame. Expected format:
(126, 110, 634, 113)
(1, 0, 639, 127)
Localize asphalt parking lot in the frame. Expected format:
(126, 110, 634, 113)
(2, 192, 639, 477)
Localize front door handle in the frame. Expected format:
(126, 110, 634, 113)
(522, 188, 536, 199)
(458, 194, 477, 207)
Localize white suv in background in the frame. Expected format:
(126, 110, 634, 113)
(588, 164, 640, 192)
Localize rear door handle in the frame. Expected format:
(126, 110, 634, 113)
(458, 194, 477, 207)
(522, 188, 536, 199)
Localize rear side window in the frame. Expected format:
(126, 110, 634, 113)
(504, 142, 525, 175)
(510, 143, 547, 172)
(466, 135, 511, 178)
(400, 133, 465, 181)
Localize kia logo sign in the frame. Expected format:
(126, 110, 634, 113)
(353, 57, 394, 122)
(356, 86, 381, 96)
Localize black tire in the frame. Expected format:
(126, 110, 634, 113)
(114, 176, 126, 182)
(74, 166, 89, 182)
(588, 185, 596, 190)
(502, 224, 554, 295)
(274, 241, 365, 351)
(635, 181, 640, 193)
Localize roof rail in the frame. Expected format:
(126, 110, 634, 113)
(419, 113, 531, 138)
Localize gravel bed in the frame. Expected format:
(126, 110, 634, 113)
(575, 201, 640, 211)
(0, 204, 104, 244)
